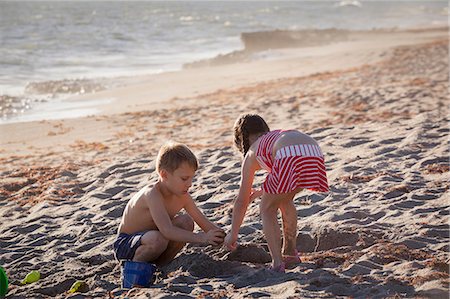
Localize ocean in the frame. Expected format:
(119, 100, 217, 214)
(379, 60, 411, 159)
(0, 1, 447, 123)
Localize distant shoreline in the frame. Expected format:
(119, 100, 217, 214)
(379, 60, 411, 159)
(1, 26, 448, 125)
(184, 26, 449, 69)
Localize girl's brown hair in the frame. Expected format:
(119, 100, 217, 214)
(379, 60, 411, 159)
(233, 113, 270, 156)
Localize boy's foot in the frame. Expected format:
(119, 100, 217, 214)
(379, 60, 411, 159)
(268, 262, 285, 273)
(283, 250, 301, 267)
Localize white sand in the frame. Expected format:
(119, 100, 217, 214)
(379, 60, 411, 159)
(0, 27, 448, 298)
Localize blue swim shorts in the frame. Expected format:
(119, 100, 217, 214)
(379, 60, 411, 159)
(114, 232, 146, 261)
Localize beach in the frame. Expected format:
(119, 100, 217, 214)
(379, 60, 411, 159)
(0, 26, 449, 298)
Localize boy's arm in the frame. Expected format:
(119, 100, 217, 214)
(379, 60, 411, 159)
(184, 195, 220, 232)
(147, 190, 223, 245)
(229, 152, 258, 239)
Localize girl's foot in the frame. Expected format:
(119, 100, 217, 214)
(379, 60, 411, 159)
(268, 262, 285, 273)
(283, 249, 301, 267)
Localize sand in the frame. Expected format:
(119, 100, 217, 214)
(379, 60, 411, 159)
(0, 27, 448, 298)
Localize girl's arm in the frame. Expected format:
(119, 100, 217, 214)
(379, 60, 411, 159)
(229, 151, 258, 240)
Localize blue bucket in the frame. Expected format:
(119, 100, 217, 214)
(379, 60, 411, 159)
(122, 261, 156, 289)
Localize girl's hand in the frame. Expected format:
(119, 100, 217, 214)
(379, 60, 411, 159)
(224, 233, 238, 251)
(249, 188, 263, 202)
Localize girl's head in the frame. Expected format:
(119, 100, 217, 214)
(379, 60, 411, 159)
(233, 113, 270, 156)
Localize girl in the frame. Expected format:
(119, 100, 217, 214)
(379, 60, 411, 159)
(224, 113, 329, 272)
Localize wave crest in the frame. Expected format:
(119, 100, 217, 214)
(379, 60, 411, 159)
(25, 79, 105, 95)
(184, 28, 353, 68)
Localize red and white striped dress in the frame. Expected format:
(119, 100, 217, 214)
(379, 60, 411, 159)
(255, 130, 329, 194)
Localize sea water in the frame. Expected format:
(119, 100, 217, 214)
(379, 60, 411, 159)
(0, 1, 447, 123)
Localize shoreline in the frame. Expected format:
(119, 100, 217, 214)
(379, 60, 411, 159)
(1, 27, 448, 159)
(1, 26, 447, 124)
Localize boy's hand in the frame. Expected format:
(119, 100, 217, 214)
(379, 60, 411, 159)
(202, 228, 225, 246)
(224, 233, 238, 251)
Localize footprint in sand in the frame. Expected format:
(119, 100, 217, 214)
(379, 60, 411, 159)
(413, 207, 445, 215)
(209, 165, 225, 172)
(377, 174, 403, 183)
(374, 146, 397, 155)
(382, 186, 410, 200)
(308, 126, 333, 135)
(104, 206, 125, 218)
(98, 171, 110, 179)
(395, 199, 425, 209)
(411, 193, 439, 201)
(28, 236, 50, 247)
(195, 191, 215, 202)
(219, 173, 235, 182)
(331, 210, 369, 221)
(104, 186, 130, 197)
(297, 205, 326, 217)
(120, 169, 152, 179)
(13, 223, 40, 234)
(91, 193, 111, 200)
(419, 156, 447, 167)
(438, 209, 449, 216)
(199, 202, 222, 209)
(341, 138, 372, 147)
(425, 228, 449, 239)
(105, 162, 133, 173)
(74, 240, 101, 253)
(379, 137, 404, 144)
(341, 263, 374, 276)
(342, 165, 361, 172)
(76, 180, 96, 189)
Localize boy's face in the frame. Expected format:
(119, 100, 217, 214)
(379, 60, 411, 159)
(162, 162, 196, 196)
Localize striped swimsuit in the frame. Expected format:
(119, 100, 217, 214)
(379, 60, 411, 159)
(256, 130, 329, 194)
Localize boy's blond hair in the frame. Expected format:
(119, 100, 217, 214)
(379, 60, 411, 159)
(156, 142, 198, 173)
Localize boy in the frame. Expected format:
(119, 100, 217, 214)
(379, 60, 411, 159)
(114, 142, 225, 266)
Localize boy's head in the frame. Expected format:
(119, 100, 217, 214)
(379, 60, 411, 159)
(233, 113, 270, 156)
(156, 142, 198, 174)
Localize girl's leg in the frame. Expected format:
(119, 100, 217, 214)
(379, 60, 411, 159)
(260, 193, 283, 268)
(279, 194, 298, 256)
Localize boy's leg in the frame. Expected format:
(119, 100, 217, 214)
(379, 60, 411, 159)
(154, 214, 194, 266)
(133, 231, 169, 262)
(279, 194, 298, 256)
(260, 193, 283, 268)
